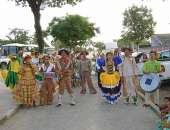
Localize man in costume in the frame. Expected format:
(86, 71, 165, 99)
(143, 50, 161, 107)
(96, 52, 105, 88)
(78, 51, 97, 94)
(119, 47, 139, 104)
(55, 49, 75, 106)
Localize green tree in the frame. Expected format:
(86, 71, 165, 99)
(92, 41, 106, 52)
(9, 0, 82, 53)
(122, 5, 156, 51)
(117, 34, 131, 48)
(47, 14, 99, 50)
(6, 28, 31, 44)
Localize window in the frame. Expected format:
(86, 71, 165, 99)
(159, 51, 170, 60)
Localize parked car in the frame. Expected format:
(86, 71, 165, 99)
(135, 50, 170, 81)
(0, 43, 38, 64)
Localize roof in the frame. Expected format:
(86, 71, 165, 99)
(2, 43, 38, 48)
(151, 34, 170, 47)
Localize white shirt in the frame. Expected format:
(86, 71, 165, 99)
(119, 57, 138, 77)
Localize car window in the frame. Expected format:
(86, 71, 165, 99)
(159, 51, 170, 60)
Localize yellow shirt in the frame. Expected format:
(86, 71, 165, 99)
(0, 70, 8, 80)
(9, 60, 20, 73)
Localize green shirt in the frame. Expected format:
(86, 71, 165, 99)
(143, 60, 161, 73)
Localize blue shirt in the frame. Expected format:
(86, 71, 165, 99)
(96, 57, 105, 71)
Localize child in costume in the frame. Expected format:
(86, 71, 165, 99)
(0, 62, 8, 81)
(157, 97, 170, 130)
(100, 52, 121, 104)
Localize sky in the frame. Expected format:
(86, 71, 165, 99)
(0, 0, 170, 48)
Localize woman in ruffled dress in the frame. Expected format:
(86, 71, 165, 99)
(100, 52, 121, 104)
(15, 55, 38, 107)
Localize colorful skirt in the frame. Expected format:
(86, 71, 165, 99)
(100, 72, 121, 104)
(5, 71, 18, 89)
(15, 79, 38, 106)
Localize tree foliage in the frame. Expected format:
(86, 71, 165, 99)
(122, 5, 156, 50)
(9, 0, 83, 52)
(6, 28, 31, 44)
(92, 41, 106, 51)
(47, 14, 99, 50)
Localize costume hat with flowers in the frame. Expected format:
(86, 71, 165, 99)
(58, 48, 70, 55)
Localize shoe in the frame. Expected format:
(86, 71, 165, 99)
(132, 96, 138, 105)
(56, 104, 62, 107)
(89, 89, 97, 94)
(70, 96, 76, 106)
(80, 89, 86, 95)
(143, 104, 150, 107)
(124, 97, 129, 104)
(56, 95, 62, 107)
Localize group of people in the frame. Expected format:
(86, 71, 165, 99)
(96, 47, 163, 106)
(96, 47, 170, 129)
(96, 48, 139, 104)
(0, 48, 98, 107)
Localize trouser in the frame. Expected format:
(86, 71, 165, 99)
(144, 89, 160, 105)
(122, 76, 138, 97)
(80, 71, 96, 93)
(97, 71, 103, 88)
(59, 77, 73, 95)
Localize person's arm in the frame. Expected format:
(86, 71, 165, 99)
(88, 59, 92, 73)
(156, 61, 161, 73)
(132, 58, 139, 76)
(143, 62, 149, 74)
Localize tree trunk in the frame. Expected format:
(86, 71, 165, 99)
(33, 11, 44, 53)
